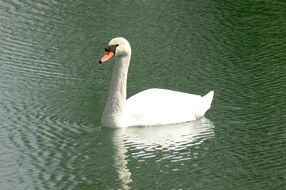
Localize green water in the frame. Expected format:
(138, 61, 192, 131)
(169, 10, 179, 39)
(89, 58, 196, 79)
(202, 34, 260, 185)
(1, 0, 286, 189)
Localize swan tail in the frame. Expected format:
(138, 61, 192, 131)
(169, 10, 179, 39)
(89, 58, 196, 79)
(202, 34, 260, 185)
(196, 91, 214, 119)
(203, 90, 214, 106)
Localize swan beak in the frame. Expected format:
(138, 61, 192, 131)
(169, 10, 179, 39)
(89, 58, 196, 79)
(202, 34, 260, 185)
(99, 50, 115, 64)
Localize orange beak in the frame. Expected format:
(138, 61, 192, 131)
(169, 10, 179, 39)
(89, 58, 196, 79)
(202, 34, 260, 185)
(99, 50, 115, 64)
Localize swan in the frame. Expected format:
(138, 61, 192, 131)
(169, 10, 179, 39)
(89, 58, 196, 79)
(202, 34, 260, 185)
(99, 37, 214, 128)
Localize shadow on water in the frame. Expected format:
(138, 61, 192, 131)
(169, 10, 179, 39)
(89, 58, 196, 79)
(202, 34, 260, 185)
(103, 118, 215, 189)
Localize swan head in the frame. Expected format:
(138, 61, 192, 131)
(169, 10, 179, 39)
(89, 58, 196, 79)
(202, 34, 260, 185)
(99, 37, 131, 64)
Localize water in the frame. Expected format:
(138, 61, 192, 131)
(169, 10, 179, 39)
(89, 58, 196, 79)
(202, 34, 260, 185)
(1, 0, 286, 189)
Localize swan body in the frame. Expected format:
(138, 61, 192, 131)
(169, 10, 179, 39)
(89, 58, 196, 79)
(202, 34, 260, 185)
(100, 37, 214, 128)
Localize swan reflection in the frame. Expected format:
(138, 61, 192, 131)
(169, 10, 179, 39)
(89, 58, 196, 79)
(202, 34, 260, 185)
(112, 129, 132, 190)
(120, 117, 214, 149)
(110, 118, 215, 189)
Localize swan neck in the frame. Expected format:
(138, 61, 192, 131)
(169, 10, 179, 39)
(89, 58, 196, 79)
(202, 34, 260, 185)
(102, 54, 131, 127)
(110, 55, 130, 103)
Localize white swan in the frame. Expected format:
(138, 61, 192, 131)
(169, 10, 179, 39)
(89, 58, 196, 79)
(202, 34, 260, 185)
(99, 37, 214, 128)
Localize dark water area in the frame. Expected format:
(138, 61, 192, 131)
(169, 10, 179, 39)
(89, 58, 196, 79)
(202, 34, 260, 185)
(0, 0, 286, 189)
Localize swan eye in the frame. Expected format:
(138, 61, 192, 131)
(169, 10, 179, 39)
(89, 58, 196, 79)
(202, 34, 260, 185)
(105, 45, 119, 53)
(110, 45, 119, 52)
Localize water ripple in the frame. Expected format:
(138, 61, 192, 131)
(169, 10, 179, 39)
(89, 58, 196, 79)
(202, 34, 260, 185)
(4, 113, 97, 190)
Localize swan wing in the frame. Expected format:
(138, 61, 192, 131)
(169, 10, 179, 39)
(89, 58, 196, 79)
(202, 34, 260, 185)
(125, 88, 213, 126)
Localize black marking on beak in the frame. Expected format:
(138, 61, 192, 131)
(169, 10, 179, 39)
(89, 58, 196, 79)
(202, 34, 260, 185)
(104, 44, 119, 52)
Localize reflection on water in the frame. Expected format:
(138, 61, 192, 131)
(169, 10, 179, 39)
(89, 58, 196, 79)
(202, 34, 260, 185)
(122, 117, 214, 150)
(112, 129, 132, 190)
(110, 118, 214, 189)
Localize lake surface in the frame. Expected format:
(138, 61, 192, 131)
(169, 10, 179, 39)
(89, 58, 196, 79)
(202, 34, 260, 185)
(1, 0, 286, 189)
